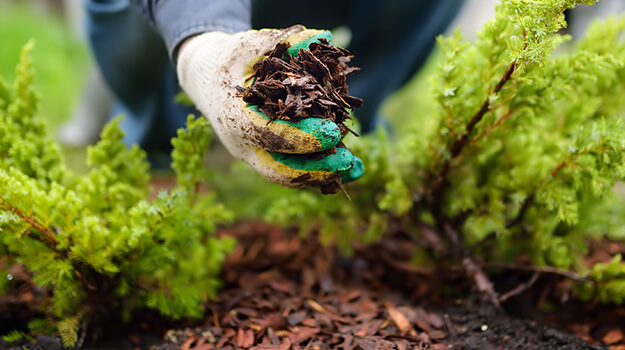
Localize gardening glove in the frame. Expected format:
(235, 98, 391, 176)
(177, 25, 364, 189)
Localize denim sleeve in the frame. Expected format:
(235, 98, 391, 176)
(134, 0, 252, 61)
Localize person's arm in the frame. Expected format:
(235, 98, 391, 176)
(133, 0, 252, 61)
(176, 27, 363, 189)
(131, 2, 363, 189)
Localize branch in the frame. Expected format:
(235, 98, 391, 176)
(506, 193, 535, 229)
(1, 201, 58, 246)
(422, 39, 522, 307)
(473, 109, 512, 143)
(422, 61, 520, 309)
(463, 257, 501, 308)
(469, 232, 497, 254)
(455, 62, 517, 156)
(429, 61, 517, 204)
(499, 271, 540, 302)
(440, 222, 501, 308)
(469, 193, 536, 253)
(480, 262, 594, 282)
(551, 160, 567, 178)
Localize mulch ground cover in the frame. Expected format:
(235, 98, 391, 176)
(2, 220, 624, 349)
(151, 222, 623, 350)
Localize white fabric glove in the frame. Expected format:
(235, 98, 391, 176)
(177, 25, 362, 188)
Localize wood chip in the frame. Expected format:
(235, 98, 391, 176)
(279, 337, 292, 350)
(385, 302, 412, 333)
(305, 298, 351, 324)
(603, 329, 624, 345)
(236, 328, 255, 348)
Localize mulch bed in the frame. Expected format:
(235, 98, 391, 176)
(149, 221, 621, 350)
(2, 221, 624, 349)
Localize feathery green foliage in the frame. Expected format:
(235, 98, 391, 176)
(267, 129, 394, 253)
(0, 45, 234, 346)
(267, 0, 625, 304)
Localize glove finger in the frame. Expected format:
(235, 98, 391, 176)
(341, 155, 364, 183)
(285, 30, 334, 56)
(244, 105, 342, 154)
(254, 147, 357, 187)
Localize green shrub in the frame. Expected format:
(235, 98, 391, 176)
(0, 5, 89, 132)
(267, 0, 625, 304)
(0, 43, 235, 346)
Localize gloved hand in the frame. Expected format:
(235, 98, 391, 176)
(177, 25, 363, 189)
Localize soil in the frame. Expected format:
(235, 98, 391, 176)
(1, 221, 623, 350)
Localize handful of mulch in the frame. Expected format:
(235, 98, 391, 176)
(236, 38, 363, 194)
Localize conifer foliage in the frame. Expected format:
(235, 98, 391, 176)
(0, 43, 235, 346)
(268, 0, 625, 305)
(3, 0, 625, 346)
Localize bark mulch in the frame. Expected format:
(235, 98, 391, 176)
(149, 221, 621, 350)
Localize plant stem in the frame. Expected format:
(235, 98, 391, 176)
(480, 262, 595, 282)
(429, 61, 517, 200)
(463, 256, 501, 308)
(473, 109, 512, 143)
(507, 193, 535, 229)
(1, 201, 58, 246)
(423, 61, 518, 309)
(551, 160, 568, 178)
(499, 271, 541, 302)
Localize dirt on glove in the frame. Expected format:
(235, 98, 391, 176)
(236, 38, 363, 194)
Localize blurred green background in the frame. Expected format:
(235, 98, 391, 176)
(0, 3, 89, 133)
(0, 2, 91, 172)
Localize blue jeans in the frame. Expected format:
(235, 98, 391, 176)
(86, 0, 464, 158)
(86, 0, 195, 165)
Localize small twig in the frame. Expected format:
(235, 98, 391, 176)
(434, 219, 501, 308)
(303, 337, 315, 350)
(463, 257, 501, 308)
(452, 62, 517, 159)
(379, 251, 434, 275)
(444, 313, 457, 340)
(480, 262, 595, 282)
(208, 303, 220, 328)
(499, 271, 541, 302)
(469, 232, 497, 254)
(342, 123, 360, 137)
(385, 334, 423, 343)
(77, 321, 88, 348)
(551, 160, 567, 178)
(336, 181, 352, 201)
(472, 109, 512, 143)
(507, 194, 535, 229)
(1, 202, 58, 246)
(442, 222, 461, 253)
(471, 192, 536, 253)
(492, 62, 517, 95)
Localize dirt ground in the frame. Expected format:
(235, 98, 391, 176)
(1, 221, 623, 350)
